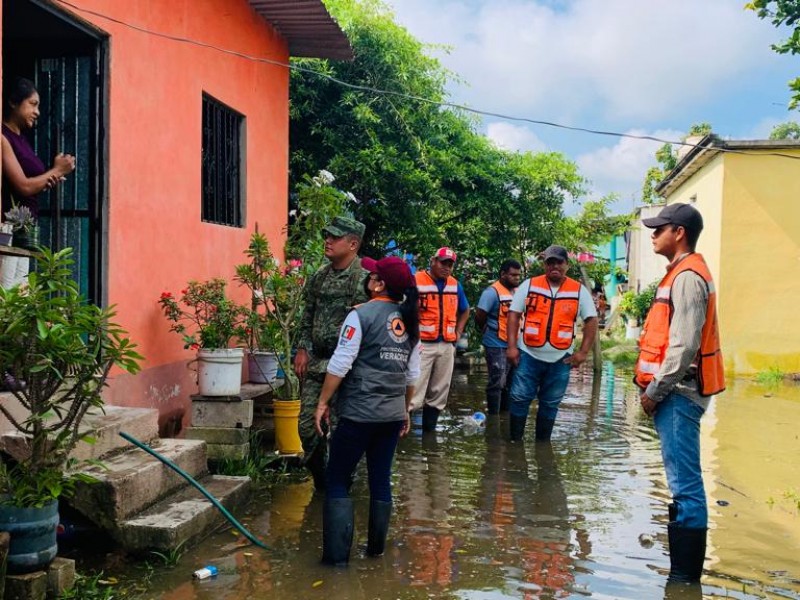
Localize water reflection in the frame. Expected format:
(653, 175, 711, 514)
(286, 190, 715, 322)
(110, 368, 800, 600)
(397, 434, 456, 589)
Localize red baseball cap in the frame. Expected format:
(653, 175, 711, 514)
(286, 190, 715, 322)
(433, 247, 457, 262)
(361, 256, 416, 294)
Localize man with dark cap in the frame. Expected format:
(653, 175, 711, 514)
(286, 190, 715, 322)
(506, 245, 598, 441)
(635, 202, 724, 584)
(295, 216, 369, 490)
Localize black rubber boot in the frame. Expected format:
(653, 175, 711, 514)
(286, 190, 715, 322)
(322, 497, 354, 566)
(534, 414, 556, 441)
(499, 387, 510, 413)
(667, 523, 707, 583)
(663, 581, 703, 599)
(366, 500, 392, 557)
(422, 405, 440, 432)
(509, 414, 527, 441)
(306, 445, 327, 492)
(486, 393, 501, 415)
(668, 502, 677, 523)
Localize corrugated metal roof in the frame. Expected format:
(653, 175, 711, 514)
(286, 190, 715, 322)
(248, 0, 353, 60)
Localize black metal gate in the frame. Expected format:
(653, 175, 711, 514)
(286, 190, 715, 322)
(33, 53, 102, 303)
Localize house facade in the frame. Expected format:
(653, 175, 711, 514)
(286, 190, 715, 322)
(1, 0, 350, 433)
(630, 135, 800, 376)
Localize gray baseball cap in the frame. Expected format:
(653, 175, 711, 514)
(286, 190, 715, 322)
(642, 203, 703, 234)
(541, 245, 569, 262)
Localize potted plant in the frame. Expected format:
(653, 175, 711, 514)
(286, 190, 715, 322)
(158, 279, 248, 396)
(235, 234, 305, 395)
(619, 282, 657, 340)
(234, 171, 352, 401)
(0, 248, 141, 573)
(3, 204, 39, 250)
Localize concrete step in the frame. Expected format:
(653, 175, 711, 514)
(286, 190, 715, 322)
(68, 438, 209, 529)
(0, 405, 159, 464)
(73, 406, 160, 461)
(116, 475, 252, 552)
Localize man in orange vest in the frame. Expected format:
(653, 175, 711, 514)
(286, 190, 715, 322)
(409, 247, 470, 432)
(636, 203, 724, 584)
(474, 259, 522, 414)
(506, 245, 598, 441)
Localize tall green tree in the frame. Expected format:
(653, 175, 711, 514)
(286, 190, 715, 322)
(289, 0, 583, 270)
(747, 1, 800, 109)
(641, 123, 712, 204)
(769, 121, 800, 139)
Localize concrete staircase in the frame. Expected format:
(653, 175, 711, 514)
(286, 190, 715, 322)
(0, 400, 252, 553)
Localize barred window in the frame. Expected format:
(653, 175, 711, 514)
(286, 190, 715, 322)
(201, 94, 244, 227)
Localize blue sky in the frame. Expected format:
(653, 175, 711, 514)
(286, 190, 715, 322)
(387, 0, 798, 213)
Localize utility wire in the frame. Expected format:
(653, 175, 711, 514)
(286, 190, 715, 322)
(54, 0, 800, 161)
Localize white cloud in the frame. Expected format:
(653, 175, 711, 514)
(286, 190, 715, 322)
(485, 121, 547, 152)
(391, 0, 783, 122)
(737, 116, 783, 140)
(575, 128, 683, 209)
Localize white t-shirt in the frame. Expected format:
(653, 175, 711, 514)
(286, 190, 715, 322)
(327, 309, 421, 384)
(509, 277, 597, 363)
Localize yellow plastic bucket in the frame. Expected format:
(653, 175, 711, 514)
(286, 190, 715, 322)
(273, 399, 303, 455)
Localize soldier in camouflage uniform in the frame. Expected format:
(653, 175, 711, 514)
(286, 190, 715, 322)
(295, 216, 369, 490)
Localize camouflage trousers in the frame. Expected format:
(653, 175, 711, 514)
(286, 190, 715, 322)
(298, 370, 339, 466)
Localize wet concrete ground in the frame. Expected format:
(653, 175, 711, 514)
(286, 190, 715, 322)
(107, 365, 800, 599)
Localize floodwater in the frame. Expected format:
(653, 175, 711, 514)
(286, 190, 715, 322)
(114, 365, 800, 599)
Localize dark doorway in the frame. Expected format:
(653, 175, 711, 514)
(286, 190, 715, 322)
(3, 0, 106, 304)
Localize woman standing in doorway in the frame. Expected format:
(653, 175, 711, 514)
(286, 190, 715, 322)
(314, 256, 420, 566)
(1, 76, 75, 287)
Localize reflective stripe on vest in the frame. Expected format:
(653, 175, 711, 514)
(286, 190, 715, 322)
(416, 271, 459, 342)
(634, 253, 725, 397)
(490, 280, 514, 342)
(522, 275, 581, 350)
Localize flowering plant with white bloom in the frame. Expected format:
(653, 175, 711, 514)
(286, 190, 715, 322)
(235, 171, 354, 398)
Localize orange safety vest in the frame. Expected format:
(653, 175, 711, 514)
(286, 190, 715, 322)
(522, 275, 581, 350)
(416, 271, 459, 342)
(634, 253, 725, 396)
(490, 280, 515, 342)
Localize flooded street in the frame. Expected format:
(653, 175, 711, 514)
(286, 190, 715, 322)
(128, 365, 800, 599)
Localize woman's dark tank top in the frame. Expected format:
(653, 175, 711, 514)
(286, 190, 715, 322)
(2, 123, 46, 217)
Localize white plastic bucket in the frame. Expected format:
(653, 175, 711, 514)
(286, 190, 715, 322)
(197, 348, 244, 396)
(247, 351, 279, 383)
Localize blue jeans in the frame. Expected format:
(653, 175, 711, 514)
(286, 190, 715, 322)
(653, 392, 707, 528)
(484, 346, 513, 404)
(326, 418, 404, 502)
(508, 351, 572, 421)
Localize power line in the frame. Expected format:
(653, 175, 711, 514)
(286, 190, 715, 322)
(54, 0, 800, 161)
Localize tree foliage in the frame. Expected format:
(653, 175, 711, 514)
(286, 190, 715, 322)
(747, 0, 800, 109)
(769, 121, 800, 139)
(290, 0, 584, 273)
(640, 123, 712, 204)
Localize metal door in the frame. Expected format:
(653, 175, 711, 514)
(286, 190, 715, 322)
(33, 53, 101, 303)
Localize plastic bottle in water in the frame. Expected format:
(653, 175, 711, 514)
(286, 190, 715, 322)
(462, 411, 486, 432)
(193, 566, 218, 580)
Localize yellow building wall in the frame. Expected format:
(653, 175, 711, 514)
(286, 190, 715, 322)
(662, 157, 725, 286)
(719, 150, 800, 375)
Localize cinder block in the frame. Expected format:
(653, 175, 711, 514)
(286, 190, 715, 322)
(206, 442, 250, 461)
(46, 557, 75, 597)
(5, 570, 47, 600)
(185, 427, 250, 446)
(191, 399, 253, 428)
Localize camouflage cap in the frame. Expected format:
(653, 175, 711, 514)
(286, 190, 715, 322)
(322, 216, 366, 238)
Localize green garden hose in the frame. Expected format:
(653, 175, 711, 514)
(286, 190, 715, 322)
(119, 431, 270, 550)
